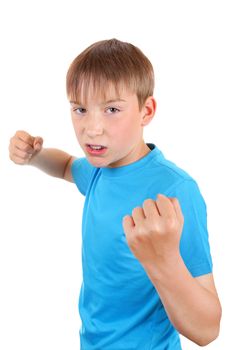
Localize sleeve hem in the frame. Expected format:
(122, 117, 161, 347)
(188, 262, 213, 277)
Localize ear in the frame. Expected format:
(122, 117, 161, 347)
(141, 96, 156, 126)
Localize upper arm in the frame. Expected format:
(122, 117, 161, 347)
(63, 155, 77, 183)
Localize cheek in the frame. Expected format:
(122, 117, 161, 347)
(114, 117, 140, 139)
(72, 118, 82, 134)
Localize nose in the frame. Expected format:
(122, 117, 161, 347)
(86, 114, 104, 138)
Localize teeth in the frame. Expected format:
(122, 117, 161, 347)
(89, 145, 103, 150)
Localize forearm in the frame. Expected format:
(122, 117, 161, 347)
(29, 148, 72, 179)
(144, 256, 221, 346)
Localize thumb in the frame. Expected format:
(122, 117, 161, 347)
(33, 136, 43, 151)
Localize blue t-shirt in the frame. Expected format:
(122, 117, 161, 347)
(71, 143, 212, 350)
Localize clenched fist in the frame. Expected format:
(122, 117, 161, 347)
(122, 194, 184, 270)
(9, 130, 43, 165)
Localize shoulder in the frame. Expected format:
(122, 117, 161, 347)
(71, 157, 96, 175)
(147, 146, 198, 194)
(71, 157, 100, 195)
(153, 147, 193, 180)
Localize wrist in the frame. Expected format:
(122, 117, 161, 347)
(28, 149, 43, 166)
(143, 252, 185, 283)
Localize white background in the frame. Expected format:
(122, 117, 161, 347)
(0, 0, 232, 349)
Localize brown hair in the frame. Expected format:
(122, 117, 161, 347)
(66, 38, 154, 110)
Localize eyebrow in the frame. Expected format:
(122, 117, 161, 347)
(69, 100, 81, 105)
(103, 99, 127, 104)
(70, 98, 127, 105)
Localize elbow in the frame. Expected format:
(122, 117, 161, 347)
(180, 322, 221, 347)
(194, 307, 222, 346)
(195, 325, 220, 347)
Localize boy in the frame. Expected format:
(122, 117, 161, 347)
(9, 39, 221, 349)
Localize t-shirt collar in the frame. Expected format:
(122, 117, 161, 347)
(101, 143, 159, 177)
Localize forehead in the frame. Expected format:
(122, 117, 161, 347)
(69, 78, 135, 105)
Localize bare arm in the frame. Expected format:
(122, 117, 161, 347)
(123, 195, 222, 346)
(9, 130, 76, 182)
(29, 148, 76, 182)
(145, 260, 221, 346)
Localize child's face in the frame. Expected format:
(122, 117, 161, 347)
(69, 86, 155, 168)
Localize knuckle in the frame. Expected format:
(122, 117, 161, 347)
(143, 198, 154, 207)
(22, 143, 31, 152)
(9, 137, 15, 147)
(130, 232, 143, 246)
(9, 153, 15, 162)
(136, 225, 146, 236)
(17, 130, 26, 135)
(22, 152, 29, 160)
(145, 224, 157, 236)
(15, 130, 24, 138)
(132, 206, 141, 215)
(166, 217, 178, 231)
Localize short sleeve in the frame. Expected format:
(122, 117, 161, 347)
(167, 179, 213, 277)
(71, 157, 96, 196)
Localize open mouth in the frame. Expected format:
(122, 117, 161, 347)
(86, 144, 107, 155)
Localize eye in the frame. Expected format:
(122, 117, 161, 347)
(72, 107, 87, 115)
(106, 107, 120, 114)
